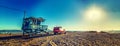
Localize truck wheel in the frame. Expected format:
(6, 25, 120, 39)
(64, 32, 66, 34)
(54, 32, 57, 35)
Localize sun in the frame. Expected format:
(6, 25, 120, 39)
(84, 4, 106, 22)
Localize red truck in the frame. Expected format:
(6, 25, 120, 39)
(53, 27, 66, 35)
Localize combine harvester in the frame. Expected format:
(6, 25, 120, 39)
(22, 16, 49, 37)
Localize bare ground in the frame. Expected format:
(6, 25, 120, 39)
(0, 32, 120, 46)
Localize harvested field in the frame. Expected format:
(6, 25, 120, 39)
(0, 32, 120, 46)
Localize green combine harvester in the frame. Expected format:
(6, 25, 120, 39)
(22, 11, 49, 37)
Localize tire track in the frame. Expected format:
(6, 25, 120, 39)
(40, 36, 58, 46)
(41, 37, 51, 46)
(49, 40, 57, 46)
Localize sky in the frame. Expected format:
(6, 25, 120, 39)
(0, 0, 120, 31)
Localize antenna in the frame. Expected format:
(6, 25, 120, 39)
(22, 10, 26, 30)
(23, 10, 26, 19)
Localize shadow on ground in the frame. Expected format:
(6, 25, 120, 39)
(0, 34, 55, 40)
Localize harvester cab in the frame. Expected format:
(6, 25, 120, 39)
(53, 26, 66, 35)
(22, 17, 48, 37)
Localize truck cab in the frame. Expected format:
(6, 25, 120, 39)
(53, 27, 66, 35)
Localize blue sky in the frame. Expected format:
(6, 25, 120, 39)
(0, 0, 120, 31)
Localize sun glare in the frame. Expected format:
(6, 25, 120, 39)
(84, 4, 106, 22)
(82, 4, 108, 31)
